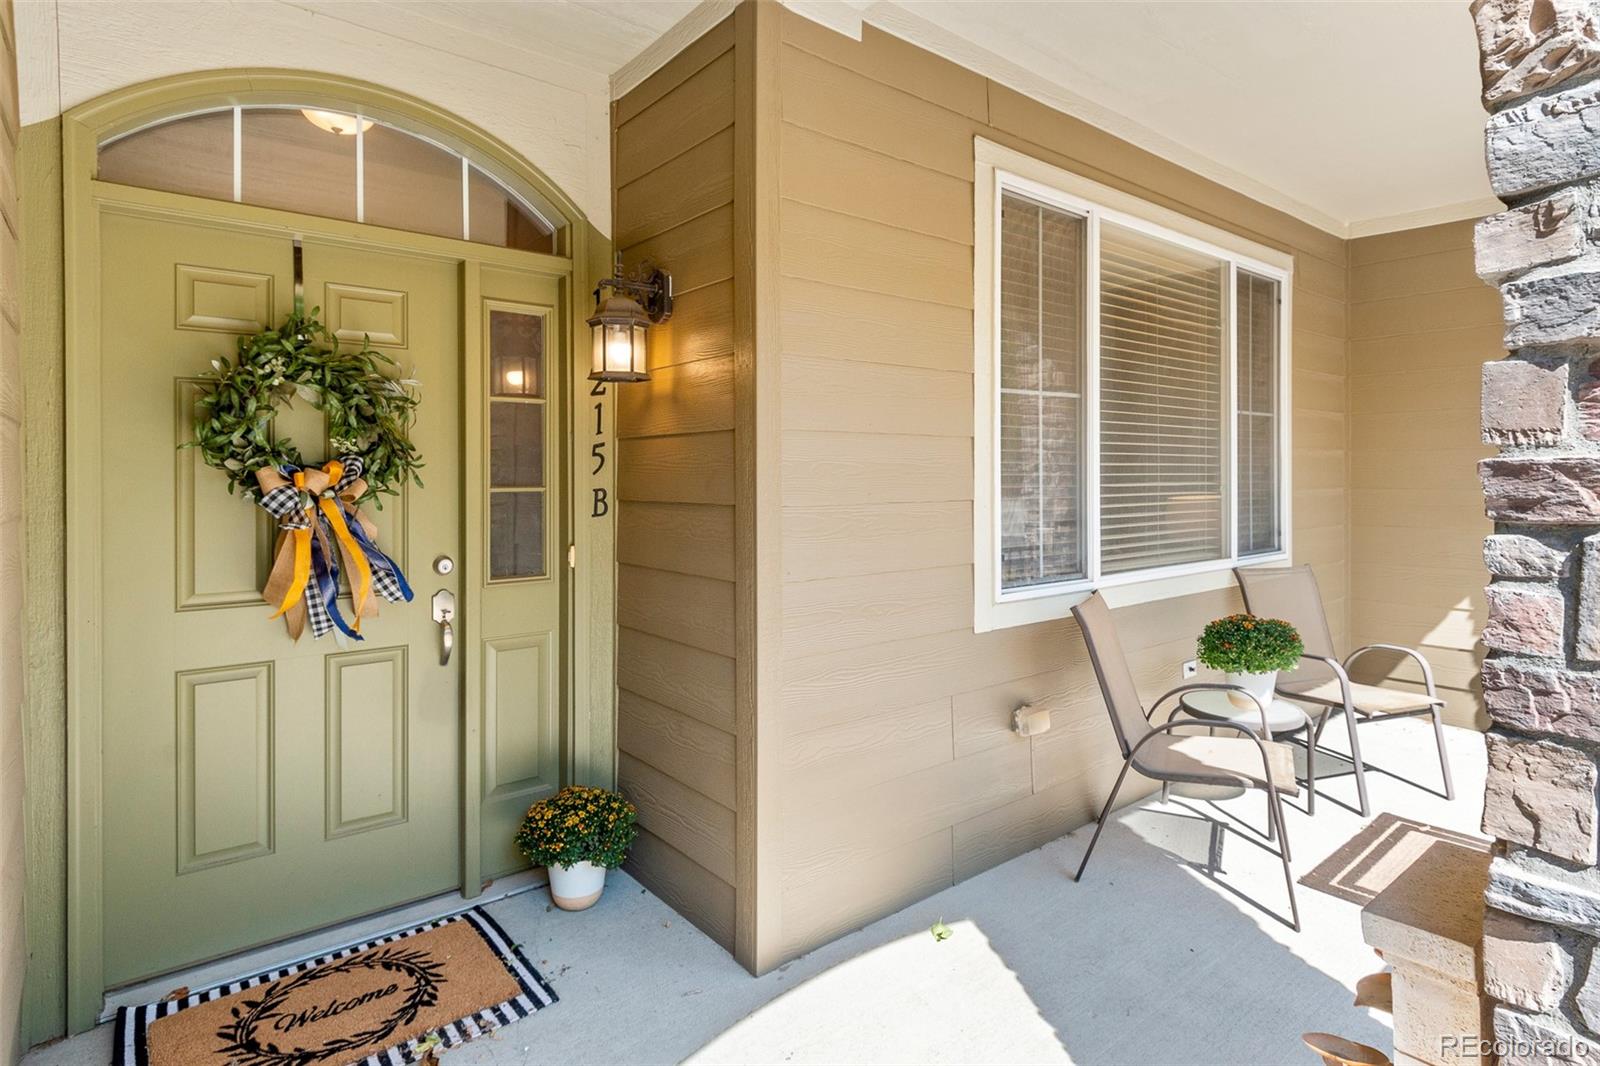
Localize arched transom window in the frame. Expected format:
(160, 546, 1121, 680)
(98, 106, 559, 254)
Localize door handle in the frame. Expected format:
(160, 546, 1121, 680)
(438, 619, 454, 667)
(431, 589, 455, 666)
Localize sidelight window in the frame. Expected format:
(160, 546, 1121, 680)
(486, 305, 549, 581)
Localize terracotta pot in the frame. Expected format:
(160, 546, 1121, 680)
(1226, 670, 1277, 711)
(548, 860, 607, 911)
(1302, 1032, 1391, 1066)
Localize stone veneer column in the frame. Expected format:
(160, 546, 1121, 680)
(1472, 2, 1600, 1062)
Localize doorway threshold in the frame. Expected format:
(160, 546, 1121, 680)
(98, 869, 549, 1023)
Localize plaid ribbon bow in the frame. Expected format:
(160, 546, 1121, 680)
(255, 456, 414, 640)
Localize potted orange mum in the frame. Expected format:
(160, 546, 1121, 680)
(1197, 613, 1304, 711)
(516, 785, 638, 911)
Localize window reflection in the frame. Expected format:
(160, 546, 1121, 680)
(490, 405, 544, 488)
(487, 306, 546, 580)
(99, 110, 234, 203)
(489, 311, 543, 398)
(490, 494, 544, 580)
(97, 106, 559, 253)
(468, 166, 554, 254)
(364, 124, 463, 240)
(240, 107, 357, 221)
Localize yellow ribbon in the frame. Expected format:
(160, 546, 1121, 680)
(269, 469, 314, 621)
(257, 460, 375, 639)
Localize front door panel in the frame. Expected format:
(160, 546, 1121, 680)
(99, 211, 463, 985)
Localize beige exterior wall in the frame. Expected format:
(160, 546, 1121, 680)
(612, 16, 743, 954)
(0, 1, 24, 1061)
(763, 11, 1351, 963)
(1348, 222, 1497, 729)
(611, 4, 1407, 974)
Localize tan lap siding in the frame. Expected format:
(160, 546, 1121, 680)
(612, 16, 740, 950)
(1349, 222, 1497, 728)
(770, 11, 1350, 962)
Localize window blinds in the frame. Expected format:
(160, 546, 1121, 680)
(998, 191, 1086, 589)
(1237, 270, 1281, 556)
(1097, 222, 1226, 576)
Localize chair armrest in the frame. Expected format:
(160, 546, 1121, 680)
(1149, 681, 1272, 737)
(1343, 643, 1437, 698)
(1127, 718, 1280, 793)
(1293, 651, 1356, 710)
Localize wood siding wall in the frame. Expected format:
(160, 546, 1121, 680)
(765, 11, 1351, 963)
(612, 16, 742, 952)
(1348, 222, 1497, 728)
(0, 0, 24, 1059)
(610, 5, 1495, 975)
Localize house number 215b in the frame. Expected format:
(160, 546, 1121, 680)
(590, 380, 608, 518)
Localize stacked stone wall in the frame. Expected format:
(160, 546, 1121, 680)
(1473, 1, 1600, 1060)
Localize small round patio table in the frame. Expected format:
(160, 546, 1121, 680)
(1175, 690, 1318, 813)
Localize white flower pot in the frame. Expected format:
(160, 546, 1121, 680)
(1226, 670, 1278, 713)
(548, 860, 607, 911)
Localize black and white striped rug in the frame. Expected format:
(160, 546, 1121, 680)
(113, 907, 557, 1066)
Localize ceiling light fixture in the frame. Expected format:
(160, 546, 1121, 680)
(300, 109, 374, 136)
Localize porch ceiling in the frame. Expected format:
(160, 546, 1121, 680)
(618, 0, 1501, 239)
(360, 0, 702, 85)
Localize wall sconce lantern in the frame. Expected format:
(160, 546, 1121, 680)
(588, 257, 672, 383)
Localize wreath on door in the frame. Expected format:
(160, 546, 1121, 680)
(184, 309, 420, 641)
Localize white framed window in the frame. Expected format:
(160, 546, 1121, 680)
(974, 139, 1293, 632)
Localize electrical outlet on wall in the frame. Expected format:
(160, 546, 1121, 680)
(1182, 659, 1198, 679)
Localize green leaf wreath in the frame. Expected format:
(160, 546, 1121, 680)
(185, 309, 423, 505)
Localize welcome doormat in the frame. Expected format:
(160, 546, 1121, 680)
(113, 908, 556, 1066)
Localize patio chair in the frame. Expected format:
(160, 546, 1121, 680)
(1071, 592, 1301, 930)
(1234, 564, 1453, 818)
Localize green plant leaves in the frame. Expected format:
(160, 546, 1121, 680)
(183, 310, 423, 502)
(1196, 614, 1304, 674)
(514, 785, 639, 871)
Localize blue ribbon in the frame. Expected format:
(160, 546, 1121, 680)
(309, 528, 364, 641)
(262, 456, 414, 641)
(343, 510, 415, 604)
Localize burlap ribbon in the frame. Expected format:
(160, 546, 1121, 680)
(255, 457, 411, 640)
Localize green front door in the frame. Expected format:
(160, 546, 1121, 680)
(94, 201, 560, 987)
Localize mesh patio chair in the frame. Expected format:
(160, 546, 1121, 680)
(1234, 564, 1453, 818)
(1071, 592, 1301, 930)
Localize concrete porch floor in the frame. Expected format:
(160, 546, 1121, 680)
(27, 719, 1486, 1065)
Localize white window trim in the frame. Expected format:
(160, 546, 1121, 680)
(973, 138, 1294, 632)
